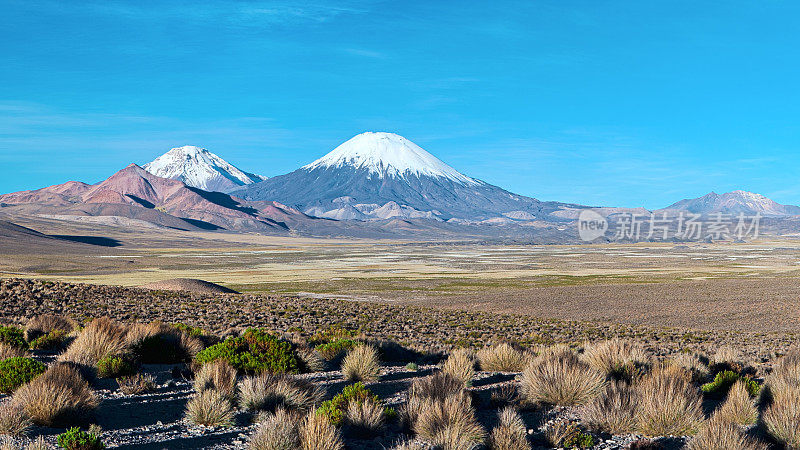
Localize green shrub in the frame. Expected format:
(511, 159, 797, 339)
(317, 382, 381, 426)
(308, 327, 356, 347)
(0, 326, 26, 350)
(29, 329, 69, 350)
(315, 339, 356, 360)
(563, 428, 596, 449)
(171, 323, 204, 337)
(57, 426, 104, 450)
(96, 355, 136, 379)
(0, 357, 46, 393)
(195, 328, 299, 374)
(701, 370, 759, 398)
(405, 362, 420, 371)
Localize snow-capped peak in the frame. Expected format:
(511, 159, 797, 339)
(303, 132, 478, 185)
(143, 146, 265, 193)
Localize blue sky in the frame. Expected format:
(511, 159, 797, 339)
(2, 0, 800, 208)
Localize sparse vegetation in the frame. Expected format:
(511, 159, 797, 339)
(317, 383, 380, 427)
(194, 359, 238, 399)
(117, 373, 157, 395)
(248, 408, 300, 450)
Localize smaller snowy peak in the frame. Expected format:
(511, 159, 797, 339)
(663, 190, 800, 216)
(143, 146, 265, 193)
(302, 132, 478, 185)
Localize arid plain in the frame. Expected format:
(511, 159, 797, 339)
(3, 214, 800, 335)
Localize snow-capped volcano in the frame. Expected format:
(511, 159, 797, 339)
(232, 132, 581, 221)
(143, 146, 265, 193)
(303, 132, 478, 185)
(661, 190, 800, 216)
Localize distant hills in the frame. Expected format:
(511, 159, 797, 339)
(660, 190, 800, 216)
(2, 132, 799, 240)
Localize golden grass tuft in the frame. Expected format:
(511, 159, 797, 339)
(716, 379, 758, 426)
(11, 363, 99, 426)
(488, 407, 529, 450)
(248, 408, 300, 450)
(669, 352, 710, 382)
(582, 339, 649, 381)
(477, 343, 529, 372)
(195, 359, 237, 399)
(184, 389, 235, 427)
(344, 398, 385, 435)
(581, 380, 638, 434)
(442, 348, 475, 387)
(125, 322, 204, 363)
(341, 344, 381, 382)
(635, 365, 703, 437)
(520, 348, 605, 406)
(0, 343, 28, 360)
(0, 401, 32, 437)
(58, 317, 128, 367)
(762, 382, 800, 448)
(687, 415, 767, 450)
(300, 408, 344, 450)
(238, 374, 323, 414)
(414, 391, 486, 450)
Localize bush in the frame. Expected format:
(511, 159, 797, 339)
(184, 389, 235, 427)
(25, 315, 78, 344)
(0, 357, 46, 393)
(59, 318, 128, 368)
(477, 343, 528, 372)
(195, 360, 237, 399)
(317, 383, 380, 427)
(519, 349, 605, 406)
(239, 374, 322, 414)
(301, 409, 344, 450)
(248, 408, 300, 450)
(582, 339, 649, 382)
(195, 329, 299, 374)
(701, 370, 759, 398)
(414, 392, 485, 450)
(636, 366, 703, 437)
(0, 401, 32, 437)
(117, 374, 157, 395)
(582, 380, 638, 434)
(488, 407, 528, 450)
(341, 345, 380, 382)
(442, 348, 475, 387)
(96, 355, 136, 379)
(315, 339, 356, 361)
(29, 330, 69, 351)
(57, 426, 104, 450)
(12, 363, 99, 426)
(126, 322, 203, 364)
(0, 326, 26, 350)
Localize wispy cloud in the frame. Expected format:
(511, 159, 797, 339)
(341, 47, 386, 59)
